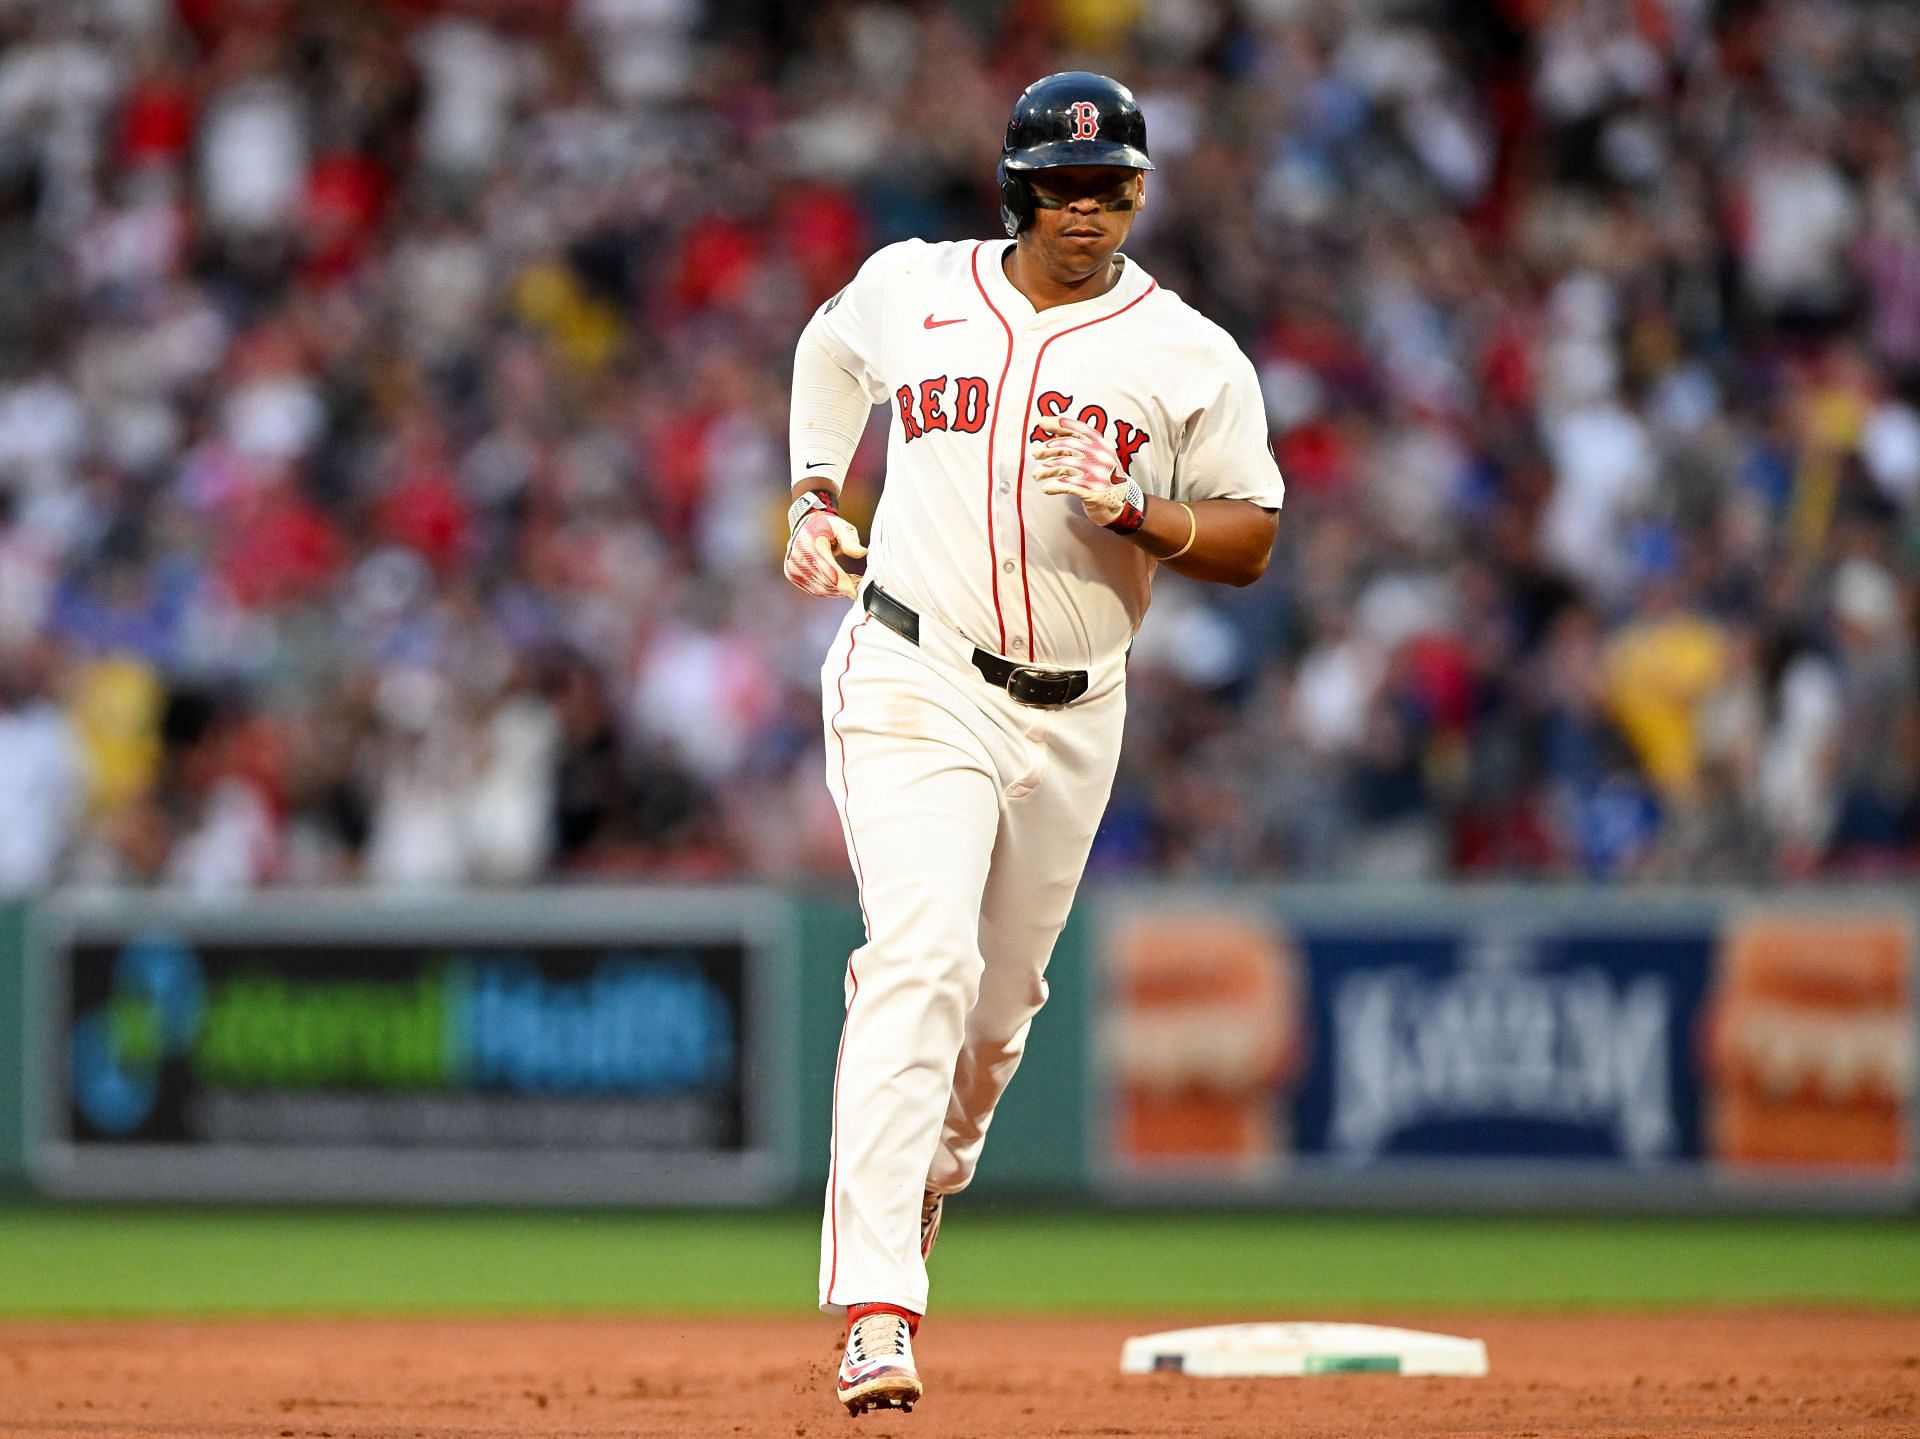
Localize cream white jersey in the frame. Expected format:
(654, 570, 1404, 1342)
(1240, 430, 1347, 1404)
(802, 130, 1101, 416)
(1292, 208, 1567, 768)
(807, 237, 1285, 670)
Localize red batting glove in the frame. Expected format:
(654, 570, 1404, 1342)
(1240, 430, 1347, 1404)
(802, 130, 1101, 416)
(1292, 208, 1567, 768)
(783, 491, 868, 599)
(1029, 416, 1146, 533)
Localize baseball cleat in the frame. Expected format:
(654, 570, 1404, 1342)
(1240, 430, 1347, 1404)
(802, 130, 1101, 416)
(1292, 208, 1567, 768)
(919, 1190, 944, 1261)
(837, 1311, 922, 1416)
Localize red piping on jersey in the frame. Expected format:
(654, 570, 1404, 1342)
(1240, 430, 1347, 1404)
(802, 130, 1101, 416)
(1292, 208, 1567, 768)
(970, 243, 1016, 654)
(825, 613, 872, 1307)
(1010, 277, 1158, 658)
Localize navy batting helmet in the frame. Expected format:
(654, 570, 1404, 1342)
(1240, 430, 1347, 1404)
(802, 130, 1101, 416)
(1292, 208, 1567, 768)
(998, 72, 1153, 238)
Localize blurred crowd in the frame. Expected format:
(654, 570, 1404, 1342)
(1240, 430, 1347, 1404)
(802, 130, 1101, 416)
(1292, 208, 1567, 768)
(0, 0, 1915, 895)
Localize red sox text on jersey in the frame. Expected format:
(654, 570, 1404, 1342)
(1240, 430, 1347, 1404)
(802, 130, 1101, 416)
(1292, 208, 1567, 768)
(894, 377, 1152, 474)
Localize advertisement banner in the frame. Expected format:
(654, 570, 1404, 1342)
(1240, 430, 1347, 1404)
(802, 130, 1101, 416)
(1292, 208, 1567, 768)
(1095, 893, 1917, 1207)
(1099, 908, 1305, 1178)
(34, 892, 796, 1204)
(1704, 910, 1914, 1180)
(1296, 922, 1710, 1166)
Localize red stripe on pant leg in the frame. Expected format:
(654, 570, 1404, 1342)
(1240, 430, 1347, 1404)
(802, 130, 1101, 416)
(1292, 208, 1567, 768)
(825, 613, 872, 1305)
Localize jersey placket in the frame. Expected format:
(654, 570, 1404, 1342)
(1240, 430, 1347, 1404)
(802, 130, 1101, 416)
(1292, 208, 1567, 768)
(995, 321, 1042, 662)
(1004, 283, 1160, 666)
(969, 241, 1028, 660)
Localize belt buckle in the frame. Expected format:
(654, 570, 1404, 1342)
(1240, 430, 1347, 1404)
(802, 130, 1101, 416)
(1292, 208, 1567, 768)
(1005, 665, 1074, 709)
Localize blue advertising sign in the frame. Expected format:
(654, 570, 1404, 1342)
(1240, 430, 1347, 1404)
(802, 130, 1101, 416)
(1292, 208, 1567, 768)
(67, 939, 745, 1149)
(35, 892, 796, 1205)
(1292, 924, 1713, 1164)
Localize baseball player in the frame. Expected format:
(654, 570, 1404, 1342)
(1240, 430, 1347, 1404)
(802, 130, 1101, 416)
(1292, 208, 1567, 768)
(784, 71, 1284, 1416)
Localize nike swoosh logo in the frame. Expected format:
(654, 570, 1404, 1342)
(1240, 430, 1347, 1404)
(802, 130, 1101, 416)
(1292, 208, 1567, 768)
(806, 461, 833, 470)
(923, 315, 966, 329)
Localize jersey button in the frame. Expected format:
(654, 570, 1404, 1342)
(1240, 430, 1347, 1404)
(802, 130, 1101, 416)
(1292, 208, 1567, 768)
(1002, 560, 1015, 574)
(998, 483, 1010, 495)
(1011, 639, 1026, 653)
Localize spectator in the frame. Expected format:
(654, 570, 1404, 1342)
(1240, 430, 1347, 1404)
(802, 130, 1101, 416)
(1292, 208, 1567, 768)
(0, 639, 83, 894)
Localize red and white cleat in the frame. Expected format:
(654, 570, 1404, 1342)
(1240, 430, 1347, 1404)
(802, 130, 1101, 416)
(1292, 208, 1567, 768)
(837, 1311, 922, 1416)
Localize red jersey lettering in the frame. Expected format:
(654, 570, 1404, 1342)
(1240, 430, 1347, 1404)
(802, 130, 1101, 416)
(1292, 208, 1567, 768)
(895, 385, 924, 440)
(953, 377, 988, 433)
(1113, 418, 1150, 474)
(898, 376, 991, 445)
(918, 376, 951, 432)
(1028, 390, 1071, 443)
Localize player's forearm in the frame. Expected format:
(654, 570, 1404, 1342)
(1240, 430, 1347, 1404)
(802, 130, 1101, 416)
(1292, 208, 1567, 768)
(1128, 497, 1277, 586)
(789, 318, 871, 498)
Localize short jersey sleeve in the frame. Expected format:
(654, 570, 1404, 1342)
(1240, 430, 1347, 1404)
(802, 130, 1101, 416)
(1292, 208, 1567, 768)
(805, 240, 923, 405)
(1174, 347, 1286, 509)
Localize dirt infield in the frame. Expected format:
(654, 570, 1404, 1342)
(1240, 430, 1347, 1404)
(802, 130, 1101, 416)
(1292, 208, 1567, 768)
(1, 1310, 1914, 1438)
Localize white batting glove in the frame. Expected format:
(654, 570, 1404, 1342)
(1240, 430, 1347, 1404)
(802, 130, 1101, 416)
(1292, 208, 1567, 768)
(1030, 416, 1145, 532)
(783, 491, 867, 599)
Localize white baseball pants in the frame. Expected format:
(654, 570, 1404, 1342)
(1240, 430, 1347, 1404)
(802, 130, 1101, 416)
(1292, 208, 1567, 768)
(817, 592, 1125, 1315)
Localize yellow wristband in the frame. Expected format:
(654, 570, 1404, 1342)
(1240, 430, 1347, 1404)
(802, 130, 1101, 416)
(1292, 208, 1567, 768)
(1165, 502, 1198, 561)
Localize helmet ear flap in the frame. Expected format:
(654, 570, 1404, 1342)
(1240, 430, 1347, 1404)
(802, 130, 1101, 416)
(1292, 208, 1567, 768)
(997, 159, 1031, 237)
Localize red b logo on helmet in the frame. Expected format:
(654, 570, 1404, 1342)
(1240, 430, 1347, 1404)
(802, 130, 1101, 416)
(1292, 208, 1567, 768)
(1069, 101, 1100, 141)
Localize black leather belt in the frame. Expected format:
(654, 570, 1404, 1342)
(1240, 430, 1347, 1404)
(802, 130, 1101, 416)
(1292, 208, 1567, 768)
(863, 585, 1090, 708)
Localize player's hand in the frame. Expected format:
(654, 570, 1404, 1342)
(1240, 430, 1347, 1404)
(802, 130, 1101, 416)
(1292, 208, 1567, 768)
(1029, 416, 1140, 530)
(784, 505, 867, 599)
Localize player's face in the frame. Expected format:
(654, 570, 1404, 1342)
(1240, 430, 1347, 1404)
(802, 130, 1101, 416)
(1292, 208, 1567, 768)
(1024, 166, 1145, 275)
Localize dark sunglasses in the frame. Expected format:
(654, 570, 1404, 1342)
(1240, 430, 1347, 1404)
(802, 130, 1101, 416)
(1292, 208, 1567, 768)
(1029, 176, 1139, 210)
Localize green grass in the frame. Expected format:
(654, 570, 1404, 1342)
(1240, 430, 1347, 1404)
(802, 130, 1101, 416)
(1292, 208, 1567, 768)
(0, 1208, 1915, 1319)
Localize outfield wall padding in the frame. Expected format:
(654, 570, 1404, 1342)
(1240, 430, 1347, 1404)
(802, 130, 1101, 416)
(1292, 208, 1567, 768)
(6, 887, 1913, 1210)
